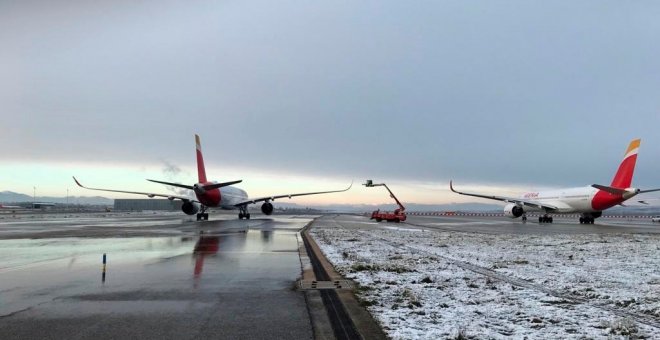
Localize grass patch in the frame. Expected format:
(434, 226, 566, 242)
(420, 276, 434, 283)
(384, 265, 414, 273)
(453, 327, 468, 340)
(350, 264, 380, 272)
(603, 318, 639, 336)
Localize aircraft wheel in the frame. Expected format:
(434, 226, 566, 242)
(246, 213, 251, 220)
(539, 217, 543, 223)
(203, 213, 209, 220)
(549, 217, 553, 223)
(579, 217, 584, 224)
(196, 213, 202, 221)
(238, 213, 244, 219)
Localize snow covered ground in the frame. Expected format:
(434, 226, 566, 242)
(310, 217, 660, 339)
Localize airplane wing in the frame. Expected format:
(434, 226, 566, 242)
(73, 177, 197, 202)
(450, 181, 558, 211)
(234, 182, 352, 207)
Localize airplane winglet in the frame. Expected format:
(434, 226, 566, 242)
(449, 180, 457, 193)
(73, 176, 84, 188)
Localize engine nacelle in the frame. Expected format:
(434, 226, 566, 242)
(181, 201, 201, 215)
(261, 202, 274, 215)
(504, 203, 524, 218)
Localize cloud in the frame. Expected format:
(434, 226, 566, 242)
(2, 1, 660, 193)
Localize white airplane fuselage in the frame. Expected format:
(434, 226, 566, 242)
(517, 185, 640, 214)
(215, 185, 249, 210)
(518, 187, 592, 214)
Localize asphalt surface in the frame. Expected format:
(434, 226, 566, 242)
(2, 211, 658, 339)
(403, 214, 660, 235)
(0, 212, 315, 340)
(300, 225, 360, 340)
(323, 214, 660, 236)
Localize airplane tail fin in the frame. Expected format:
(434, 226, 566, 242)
(195, 134, 208, 183)
(610, 139, 640, 188)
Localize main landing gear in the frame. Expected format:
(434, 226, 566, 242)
(579, 216, 595, 224)
(538, 215, 553, 224)
(238, 206, 250, 220)
(522, 214, 527, 223)
(196, 206, 209, 221)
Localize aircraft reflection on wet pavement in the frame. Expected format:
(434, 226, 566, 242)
(193, 235, 220, 282)
(187, 228, 285, 288)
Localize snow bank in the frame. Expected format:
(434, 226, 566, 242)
(310, 220, 660, 339)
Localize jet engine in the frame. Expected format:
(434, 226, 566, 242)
(181, 201, 201, 215)
(504, 203, 524, 218)
(261, 202, 274, 215)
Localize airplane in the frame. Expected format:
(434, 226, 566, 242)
(450, 139, 660, 224)
(74, 134, 351, 221)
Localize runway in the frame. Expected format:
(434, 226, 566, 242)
(2, 211, 659, 339)
(0, 212, 315, 340)
(404, 214, 660, 235)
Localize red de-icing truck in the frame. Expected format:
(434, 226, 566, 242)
(364, 180, 406, 223)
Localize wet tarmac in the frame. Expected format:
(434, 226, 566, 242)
(0, 212, 315, 340)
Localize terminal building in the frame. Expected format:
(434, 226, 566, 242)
(113, 199, 182, 212)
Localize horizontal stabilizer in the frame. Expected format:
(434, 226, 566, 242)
(147, 179, 194, 190)
(591, 184, 627, 195)
(203, 180, 243, 190)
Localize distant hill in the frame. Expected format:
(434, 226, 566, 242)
(0, 191, 113, 205)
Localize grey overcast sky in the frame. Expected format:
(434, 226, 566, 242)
(2, 1, 660, 203)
